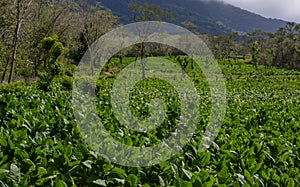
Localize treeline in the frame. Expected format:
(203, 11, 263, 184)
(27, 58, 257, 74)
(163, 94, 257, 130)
(208, 22, 300, 70)
(1, 0, 300, 85)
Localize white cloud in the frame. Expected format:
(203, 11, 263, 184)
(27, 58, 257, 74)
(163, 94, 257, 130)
(222, 0, 300, 22)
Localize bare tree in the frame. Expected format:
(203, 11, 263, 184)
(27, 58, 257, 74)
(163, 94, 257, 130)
(8, 0, 22, 83)
(0, 0, 33, 83)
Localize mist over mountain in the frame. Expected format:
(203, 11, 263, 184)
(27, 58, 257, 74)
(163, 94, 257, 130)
(78, 0, 287, 35)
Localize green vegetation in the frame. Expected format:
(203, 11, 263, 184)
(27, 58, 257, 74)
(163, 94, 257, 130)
(0, 0, 300, 186)
(0, 0, 118, 83)
(0, 57, 299, 186)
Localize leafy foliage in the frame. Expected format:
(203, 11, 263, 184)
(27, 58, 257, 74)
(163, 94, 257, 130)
(1, 58, 299, 186)
(37, 35, 65, 91)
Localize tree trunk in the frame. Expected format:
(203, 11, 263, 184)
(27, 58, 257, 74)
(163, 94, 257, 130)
(91, 59, 94, 76)
(1, 57, 10, 83)
(141, 42, 146, 79)
(134, 55, 138, 68)
(8, 0, 22, 83)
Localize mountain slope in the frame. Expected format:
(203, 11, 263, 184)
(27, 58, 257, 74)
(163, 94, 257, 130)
(81, 0, 286, 35)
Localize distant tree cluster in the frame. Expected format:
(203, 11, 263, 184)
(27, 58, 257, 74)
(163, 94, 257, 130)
(207, 22, 300, 70)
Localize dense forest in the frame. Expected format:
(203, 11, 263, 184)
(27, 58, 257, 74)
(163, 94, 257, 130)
(0, 0, 299, 186)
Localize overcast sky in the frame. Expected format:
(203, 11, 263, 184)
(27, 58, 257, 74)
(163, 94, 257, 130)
(222, 0, 300, 23)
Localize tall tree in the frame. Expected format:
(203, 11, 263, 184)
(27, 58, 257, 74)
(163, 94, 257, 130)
(0, 1, 13, 83)
(8, 0, 21, 83)
(6, 0, 33, 83)
(128, 2, 174, 79)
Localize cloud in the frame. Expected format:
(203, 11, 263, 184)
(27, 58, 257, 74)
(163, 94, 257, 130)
(222, 0, 300, 22)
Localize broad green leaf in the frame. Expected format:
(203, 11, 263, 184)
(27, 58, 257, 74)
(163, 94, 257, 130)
(218, 166, 230, 184)
(108, 168, 127, 179)
(174, 177, 193, 187)
(55, 179, 68, 187)
(198, 151, 211, 167)
(244, 169, 254, 185)
(287, 178, 295, 187)
(37, 167, 48, 176)
(126, 174, 139, 187)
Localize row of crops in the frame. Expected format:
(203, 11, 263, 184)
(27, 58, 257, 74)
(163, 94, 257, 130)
(0, 57, 299, 186)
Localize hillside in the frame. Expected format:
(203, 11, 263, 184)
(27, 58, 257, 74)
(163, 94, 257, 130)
(80, 0, 287, 35)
